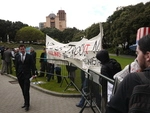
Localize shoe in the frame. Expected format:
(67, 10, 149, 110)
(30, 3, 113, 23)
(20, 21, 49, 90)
(21, 105, 26, 108)
(76, 104, 83, 108)
(25, 107, 29, 111)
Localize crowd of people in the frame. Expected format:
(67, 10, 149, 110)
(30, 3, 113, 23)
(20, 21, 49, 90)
(38, 48, 64, 83)
(1, 27, 150, 113)
(76, 27, 150, 113)
(0, 47, 19, 75)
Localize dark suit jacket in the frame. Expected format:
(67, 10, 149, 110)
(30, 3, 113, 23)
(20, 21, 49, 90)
(15, 53, 35, 79)
(39, 52, 46, 63)
(30, 51, 36, 64)
(3, 49, 12, 63)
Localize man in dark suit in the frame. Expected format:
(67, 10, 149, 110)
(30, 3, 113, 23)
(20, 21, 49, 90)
(15, 45, 36, 111)
(3, 48, 12, 74)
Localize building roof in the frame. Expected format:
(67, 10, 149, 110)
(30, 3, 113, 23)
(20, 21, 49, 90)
(49, 13, 56, 18)
(57, 10, 66, 14)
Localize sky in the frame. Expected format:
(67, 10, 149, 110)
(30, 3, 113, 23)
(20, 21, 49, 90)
(0, 0, 149, 30)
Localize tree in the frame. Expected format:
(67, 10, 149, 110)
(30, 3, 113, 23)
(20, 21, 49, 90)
(72, 30, 85, 41)
(62, 27, 81, 43)
(85, 23, 100, 39)
(15, 26, 45, 43)
(103, 1, 150, 54)
(41, 27, 62, 42)
(0, 19, 28, 42)
(10, 21, 28, 41)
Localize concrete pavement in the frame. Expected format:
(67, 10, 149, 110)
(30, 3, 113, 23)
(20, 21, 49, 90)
(0, 74, 100, 113)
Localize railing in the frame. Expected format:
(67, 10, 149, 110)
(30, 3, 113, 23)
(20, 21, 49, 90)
(36, 58, 115, 113)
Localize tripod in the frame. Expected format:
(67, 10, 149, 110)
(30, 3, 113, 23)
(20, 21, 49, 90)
(63, 72, 78, 91)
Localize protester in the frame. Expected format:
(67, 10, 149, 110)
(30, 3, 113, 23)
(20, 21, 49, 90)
(15, 45, 36, 111)
(113, 59, 141, 83)
(30, 47, 38, 76)
(55, 64, 62, 83)
(76, 49, 121, 111)
(76, 72, 101, 109)
(3, 48, 12, 74)
(66, 64, 77, 83)
(30, 47, 36, 65)
(38, 48, 47, 77)
(0, 46, 7, 75)
(116, 47, 119, 56)
(11, 48, 16, 67)
(106, 34, 150, 113)
(46, 62, 54, 82)
(98, 50, 121, 107)
(80, 70, 86, 90)
(114, 27, 150, 83)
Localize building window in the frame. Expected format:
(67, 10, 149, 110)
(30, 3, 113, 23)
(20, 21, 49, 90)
(51, 17, 55, 20)
(51, 22, 55, 28)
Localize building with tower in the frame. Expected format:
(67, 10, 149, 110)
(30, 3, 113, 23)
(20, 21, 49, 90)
(39, 10, 66, 31)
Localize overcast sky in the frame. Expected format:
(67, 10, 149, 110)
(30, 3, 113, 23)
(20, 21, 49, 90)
(0, 0, 149, 30)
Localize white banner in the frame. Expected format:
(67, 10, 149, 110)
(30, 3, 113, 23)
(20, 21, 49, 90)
(46, 23, 103, 73)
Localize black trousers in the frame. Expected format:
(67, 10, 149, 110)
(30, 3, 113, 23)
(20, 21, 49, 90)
(55, 69, 62, 83)
(18, 78, 30, 107)
(39, 61, 47, 77)
(47, 63, 54, 81)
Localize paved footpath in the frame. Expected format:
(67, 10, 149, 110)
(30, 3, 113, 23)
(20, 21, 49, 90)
(0, 74, 99, 113)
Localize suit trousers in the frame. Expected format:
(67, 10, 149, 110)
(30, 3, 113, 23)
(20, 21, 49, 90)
(18, 78, 30, 107)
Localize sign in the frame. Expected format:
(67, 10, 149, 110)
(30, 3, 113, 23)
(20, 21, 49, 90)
(46, 33, 103, 71)
(46, 23, 103, 73)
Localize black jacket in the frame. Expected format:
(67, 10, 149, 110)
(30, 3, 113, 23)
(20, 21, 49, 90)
(106, 68, 150, 113)
(39, 52, 46, 63)
(15, 53, 35, 79)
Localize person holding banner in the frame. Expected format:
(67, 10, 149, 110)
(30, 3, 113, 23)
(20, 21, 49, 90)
(76, 49, 117, 110)
(66, 64, 77, 83)
(55, 64, 62, 83)
(96, 49, 121, 112)
(46, 62, 54, 82)
(38, 48, 47, 77)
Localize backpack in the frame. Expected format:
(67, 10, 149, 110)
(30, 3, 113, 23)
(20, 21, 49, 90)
(107, 58, 122, 78)
(128, 72, 150, 113)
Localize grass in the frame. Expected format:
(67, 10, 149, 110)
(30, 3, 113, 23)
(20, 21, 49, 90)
(1, 45, 135, 94)
(110, 55, 135, 69)
(31, 50, 135, 94)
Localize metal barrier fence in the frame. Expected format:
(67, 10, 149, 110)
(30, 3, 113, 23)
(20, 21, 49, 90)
(36, 58, 115, 113)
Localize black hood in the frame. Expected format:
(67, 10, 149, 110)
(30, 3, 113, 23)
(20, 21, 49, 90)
(96, 50, 110, 64)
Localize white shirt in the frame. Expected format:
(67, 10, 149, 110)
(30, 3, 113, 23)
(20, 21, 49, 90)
(20, 52, 26, 62)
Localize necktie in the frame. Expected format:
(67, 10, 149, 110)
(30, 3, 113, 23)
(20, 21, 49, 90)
(22, 54, 24, 63)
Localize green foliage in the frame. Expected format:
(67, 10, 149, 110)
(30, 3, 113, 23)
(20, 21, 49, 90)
(41, 27, 62, 42)
(41, 27, 84, 43)
(110, 55, 134, 69)
(62, 27, 80, 43)
(34, 52, 134, 93)
(0, 43, 135, 93)
(72, 31, 85, 41)
(15, 26, 45, 42)
(1, 1, 150, 55)
(104, 2, 150, 51)
(85, 23, 100, 39)
(0, 20, 28, 42)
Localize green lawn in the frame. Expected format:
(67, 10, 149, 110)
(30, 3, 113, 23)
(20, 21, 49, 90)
(2, 47, 135, 94)
(31, 50, 135, 94)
